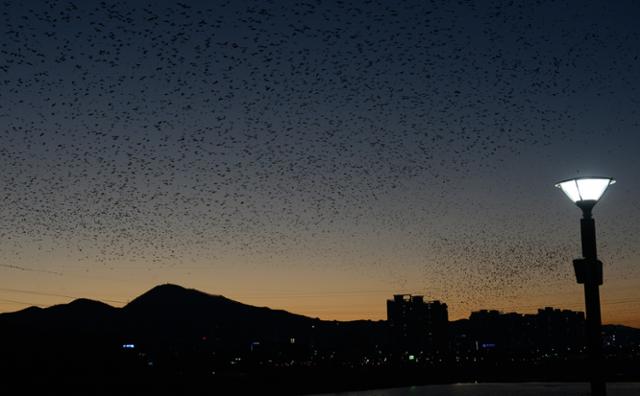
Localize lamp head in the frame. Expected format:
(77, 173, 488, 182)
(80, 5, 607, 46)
(555, 177, 615, 213)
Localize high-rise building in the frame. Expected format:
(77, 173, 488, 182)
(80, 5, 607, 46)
(387, 294, 449, 357)
(536, 307, 586, 353)
(457, 307, 586, 357)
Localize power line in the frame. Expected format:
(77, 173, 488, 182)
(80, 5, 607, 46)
(0, 298, 43, 307)
(0, 287, 126, 304)
(0, 264, 62, 276)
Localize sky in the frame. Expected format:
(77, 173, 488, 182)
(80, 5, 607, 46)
(1, 0, 640, 327)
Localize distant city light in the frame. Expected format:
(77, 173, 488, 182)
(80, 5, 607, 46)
(122, 344, 135, 349)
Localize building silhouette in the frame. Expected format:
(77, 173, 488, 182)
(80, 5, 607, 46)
(451, 307, 586, 360)
(536, 307, 586, 353)
(387, 294, 449, 359)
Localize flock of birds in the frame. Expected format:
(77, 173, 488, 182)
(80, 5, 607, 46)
(1, 0, 639, 312)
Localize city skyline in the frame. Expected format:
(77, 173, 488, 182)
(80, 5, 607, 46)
(0, 281, 635, 328)
(1, 1, 639, 328)
(4, 282, 638, 394)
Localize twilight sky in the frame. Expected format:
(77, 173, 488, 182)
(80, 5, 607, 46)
(1, 0, 640, 326)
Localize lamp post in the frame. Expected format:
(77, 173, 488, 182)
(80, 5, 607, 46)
(556, 176, 615, 396)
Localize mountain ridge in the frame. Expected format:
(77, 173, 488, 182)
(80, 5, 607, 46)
(1, 283, 638, 330)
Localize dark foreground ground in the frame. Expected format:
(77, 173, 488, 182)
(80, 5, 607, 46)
(2, 357, 639, 396)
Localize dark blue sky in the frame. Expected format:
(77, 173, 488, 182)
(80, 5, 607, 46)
(1, 0, 639, 324)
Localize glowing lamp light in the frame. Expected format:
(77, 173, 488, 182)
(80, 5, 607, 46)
(555, 177, 615, 205)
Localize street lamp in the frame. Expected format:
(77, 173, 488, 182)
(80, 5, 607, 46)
(556, 176, 615, 396)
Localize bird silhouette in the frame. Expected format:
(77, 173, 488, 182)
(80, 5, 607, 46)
(1, 0, 639, 315)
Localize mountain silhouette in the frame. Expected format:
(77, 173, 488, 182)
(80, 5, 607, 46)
(117, 284, 321, 349)
(124, 283, 309, 322)
(0, 284, 385, 389)
(126, 283, 227, 310)
(0, 284, 312, 323)
(2, 297, 117, 332)
(0, 284, 340, 351)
